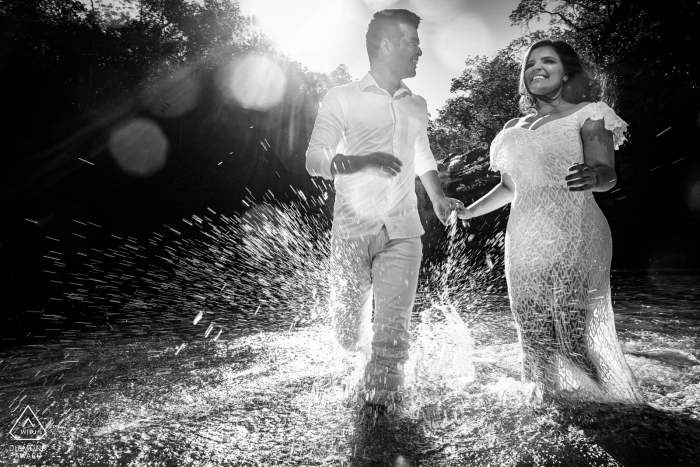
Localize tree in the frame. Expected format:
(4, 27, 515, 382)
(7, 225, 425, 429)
(328, 64, 354, 87)
(509, 0, 700, 115)
(429, 47, 521, 160)
(432, 0, 700, 268)
(0, 0, 354, 217)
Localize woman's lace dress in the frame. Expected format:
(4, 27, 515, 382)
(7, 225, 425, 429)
(490, 102, 644, 403)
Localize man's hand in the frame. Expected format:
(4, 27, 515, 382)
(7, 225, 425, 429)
(331, 152, 402, 177)
(432, 196, 465, 226)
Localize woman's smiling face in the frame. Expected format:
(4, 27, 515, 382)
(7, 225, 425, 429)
(524, 46, 567, 97)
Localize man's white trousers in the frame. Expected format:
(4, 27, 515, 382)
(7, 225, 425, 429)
(329, 225, 422, 395)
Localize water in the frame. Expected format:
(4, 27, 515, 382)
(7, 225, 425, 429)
(1, 199, 699, 466)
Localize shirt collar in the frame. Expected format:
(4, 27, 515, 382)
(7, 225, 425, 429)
(359, 72, 412, 97)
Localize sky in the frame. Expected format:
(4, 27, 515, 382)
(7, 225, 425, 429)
(237, 0, 530, 116)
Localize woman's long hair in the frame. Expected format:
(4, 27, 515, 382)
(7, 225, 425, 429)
(518, 40, 604, 115)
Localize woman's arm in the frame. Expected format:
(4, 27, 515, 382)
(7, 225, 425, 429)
(457, 118, 520, 220)
(566, 118, 617, 192)
(457, 172, 515, 219)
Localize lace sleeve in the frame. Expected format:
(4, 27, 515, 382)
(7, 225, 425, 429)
(583, 102, 629, 150)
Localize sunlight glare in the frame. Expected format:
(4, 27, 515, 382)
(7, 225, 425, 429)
(408, 301, 475, 389)
(108, 118, 169, 176)
(240, 0, 348, 72)
(412, 0, 471, 22)
(219, 55, 287, 111)
(363, 0, 404, 10)
(428, 13, 496, 73)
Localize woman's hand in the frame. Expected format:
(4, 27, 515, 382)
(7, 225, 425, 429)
(566, 163, 598, 191)
(455, 206, 474, 220)
(432, 196, 465, 226)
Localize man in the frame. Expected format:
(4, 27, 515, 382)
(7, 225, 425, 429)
(306, 9, 462, 409)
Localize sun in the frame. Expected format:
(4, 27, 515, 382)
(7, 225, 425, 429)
(238, 0, 352, 73)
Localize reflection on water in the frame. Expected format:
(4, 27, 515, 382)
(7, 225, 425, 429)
(612, 271, 700, 412)
(614, 271, 700, 334)
(1, 270, 698, 466)
(2, 197, 699, 465)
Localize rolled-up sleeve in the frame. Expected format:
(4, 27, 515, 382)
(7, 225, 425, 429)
(306, 87, 346, 180)
(413, 109, 438, 176)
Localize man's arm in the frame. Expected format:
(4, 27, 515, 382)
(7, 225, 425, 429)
(331, 153, 402, 177)
(419, 170, 463, 226)
(306, 87, 402, 179)
(413, 109, 463, 226)
(306, 88, 346, 180)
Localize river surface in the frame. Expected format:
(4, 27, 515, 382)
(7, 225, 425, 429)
(2, 204, 699, 466)
(1, 268, 699, 466)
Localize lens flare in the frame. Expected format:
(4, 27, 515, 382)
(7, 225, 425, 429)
(108, 118, 169, 177)
(363, 0, 405, 10)
(421, 12, 495, 72)
(218, 56, 287, 111)
(689, 181, 700, 217)
(142, 67, 200, 118)
(412, 0, 472, 22)
(240, 0, 352, 72)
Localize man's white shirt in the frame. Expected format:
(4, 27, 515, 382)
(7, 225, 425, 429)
(306, 72, 438, 240)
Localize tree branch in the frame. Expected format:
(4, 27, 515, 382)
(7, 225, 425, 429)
(467, 113, 497, 134)
(568, 0, 603, 16)
(546, 8, 580, 29)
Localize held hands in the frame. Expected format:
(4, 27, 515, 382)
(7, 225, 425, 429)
(331, 152, 402, 177)
(566, 163, 598, 192)
(456, 206, 473, 220)
(433, 196, 466, 226)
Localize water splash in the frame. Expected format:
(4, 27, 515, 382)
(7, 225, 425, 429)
(5, 190, 700, 465)
(409, 299, 475, 388)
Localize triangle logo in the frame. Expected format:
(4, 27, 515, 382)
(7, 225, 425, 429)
(9, 406, 47, 441)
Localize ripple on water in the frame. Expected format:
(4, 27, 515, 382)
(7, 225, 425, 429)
(2, 199, 699, 465)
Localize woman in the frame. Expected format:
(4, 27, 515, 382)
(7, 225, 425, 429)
(458, 40, 644, 403)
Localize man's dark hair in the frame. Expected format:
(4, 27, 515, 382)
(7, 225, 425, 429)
(365, 9, 421, 59)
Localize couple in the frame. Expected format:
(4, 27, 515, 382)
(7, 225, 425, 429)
(305, 9, 644, 409)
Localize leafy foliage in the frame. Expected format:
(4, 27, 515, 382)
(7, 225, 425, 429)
(0, 0, 350, 210)
(431, 0, 700, 268)
(429, 43, 524, 160)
